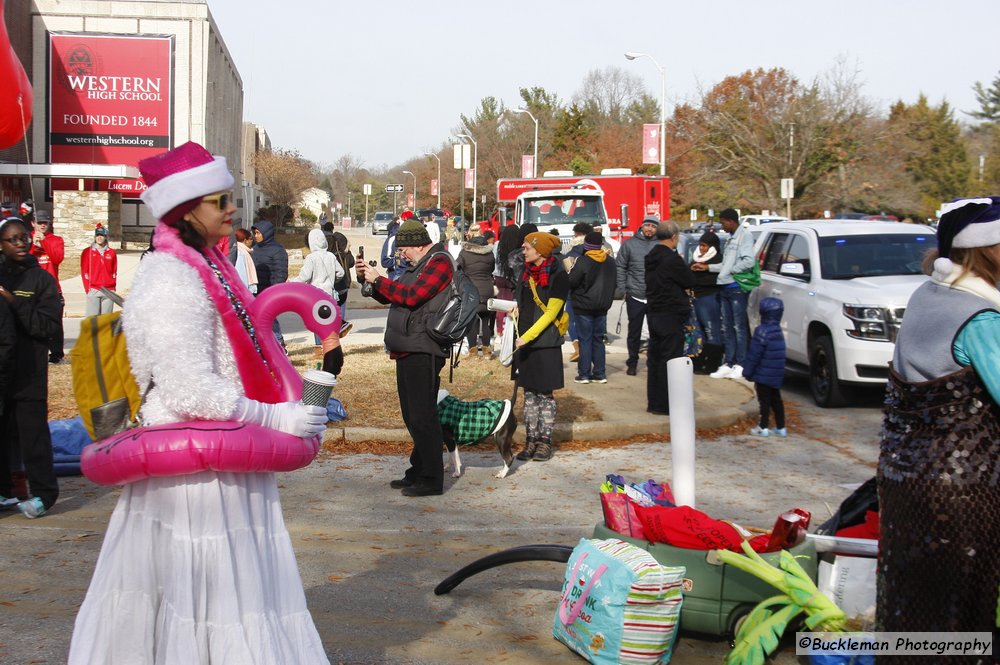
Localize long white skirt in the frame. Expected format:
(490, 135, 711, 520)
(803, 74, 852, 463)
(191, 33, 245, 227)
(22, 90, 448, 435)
(68, 471, 329, 665)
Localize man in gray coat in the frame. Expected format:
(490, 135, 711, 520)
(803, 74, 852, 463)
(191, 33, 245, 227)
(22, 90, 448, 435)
(615, 216, 659, 376)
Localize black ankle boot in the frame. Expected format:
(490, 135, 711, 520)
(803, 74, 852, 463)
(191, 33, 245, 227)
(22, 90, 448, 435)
(516, 441, 538, 461)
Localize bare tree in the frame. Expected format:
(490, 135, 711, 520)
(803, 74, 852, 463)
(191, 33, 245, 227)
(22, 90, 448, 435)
(573, 66, 651, 128)
(254, 149, 318, 225)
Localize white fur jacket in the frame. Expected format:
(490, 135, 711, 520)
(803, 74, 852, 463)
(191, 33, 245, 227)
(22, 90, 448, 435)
(122, 253, 244, 426)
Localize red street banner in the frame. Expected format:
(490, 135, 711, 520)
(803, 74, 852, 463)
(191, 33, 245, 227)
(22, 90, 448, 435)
(464, 168, 474, 189)
(406, 192, 414, 208)
(430, 179, 438, 196)
(521, 155, 534, 178)
(48, 33, 174, 199)
(642, 123, 659, 165)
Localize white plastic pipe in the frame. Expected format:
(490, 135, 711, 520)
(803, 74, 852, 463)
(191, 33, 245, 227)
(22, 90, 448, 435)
(667, 356, 696, 508)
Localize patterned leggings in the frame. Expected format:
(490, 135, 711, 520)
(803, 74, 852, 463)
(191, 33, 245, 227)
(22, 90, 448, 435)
(523, 390, 557, 445)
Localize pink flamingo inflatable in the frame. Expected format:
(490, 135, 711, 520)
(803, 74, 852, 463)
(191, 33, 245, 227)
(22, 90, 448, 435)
(80, 282, 341, 485)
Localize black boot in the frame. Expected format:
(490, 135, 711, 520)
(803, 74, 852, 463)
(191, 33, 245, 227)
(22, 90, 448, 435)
(532, 442, 553, 461)
(516, 440, 538, 461)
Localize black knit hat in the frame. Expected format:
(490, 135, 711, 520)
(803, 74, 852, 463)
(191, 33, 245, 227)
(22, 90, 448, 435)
(395, 219, 431, 247)
(583, 231, 604, 250)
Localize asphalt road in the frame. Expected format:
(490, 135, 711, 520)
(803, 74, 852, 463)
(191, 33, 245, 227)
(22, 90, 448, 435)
(0, 369, 884, 664)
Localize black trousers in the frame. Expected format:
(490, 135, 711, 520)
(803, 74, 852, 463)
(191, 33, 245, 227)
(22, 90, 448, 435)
(646, 311, 686, 413)
(625, 295, 648, 370)
(466, 310, 496, 350)
(396, 353, 446, 490)
(755, 383, 785, 429)
(0, 399, 59, 508)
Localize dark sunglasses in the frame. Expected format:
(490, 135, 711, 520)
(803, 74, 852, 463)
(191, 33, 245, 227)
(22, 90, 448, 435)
(202, 191, 233, 210)
(1, 234, 30, 245)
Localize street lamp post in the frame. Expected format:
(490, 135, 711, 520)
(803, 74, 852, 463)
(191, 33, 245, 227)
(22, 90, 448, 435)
(402, 170, 417, 211)
(347, 191, 352, 222)
(624, 51, 666, 177)
(423, 151, 441, 208)
(455, 132, 478, 224)
(510, 108, 538, 178)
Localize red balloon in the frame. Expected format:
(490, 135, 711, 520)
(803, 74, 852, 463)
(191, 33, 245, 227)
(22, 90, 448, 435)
(0, 0, 33, 150)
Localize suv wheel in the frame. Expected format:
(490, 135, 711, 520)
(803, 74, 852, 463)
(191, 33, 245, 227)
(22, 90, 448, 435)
(809, 335, 847, 408)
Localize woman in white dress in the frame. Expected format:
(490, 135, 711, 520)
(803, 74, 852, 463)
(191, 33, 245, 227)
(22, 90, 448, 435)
(68, 142, 330, 664)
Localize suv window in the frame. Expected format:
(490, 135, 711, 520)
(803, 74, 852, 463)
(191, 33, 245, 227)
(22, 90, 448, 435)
(760, 233, 790, 273)
(818, 233, 932, 279)
(784, 234, 811, 278)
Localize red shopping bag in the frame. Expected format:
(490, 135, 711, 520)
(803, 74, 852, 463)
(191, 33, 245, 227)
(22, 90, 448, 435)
(635, 504, 769, 552)
(600, 492, 647, 540)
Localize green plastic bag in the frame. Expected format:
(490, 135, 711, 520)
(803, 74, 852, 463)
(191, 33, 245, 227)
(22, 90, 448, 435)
(732, 260, 761, 292)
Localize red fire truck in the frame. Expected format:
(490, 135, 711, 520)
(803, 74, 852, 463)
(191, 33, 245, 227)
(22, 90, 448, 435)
(494, 169, 670, 239)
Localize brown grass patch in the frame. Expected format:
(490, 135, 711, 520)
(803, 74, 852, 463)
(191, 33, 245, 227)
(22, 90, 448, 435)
(48, 342, 602, 432)
(289, 343, 601, 429)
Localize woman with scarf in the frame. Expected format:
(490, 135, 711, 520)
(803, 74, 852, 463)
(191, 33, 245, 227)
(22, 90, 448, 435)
(493, 223, 535, 336)
(878, 196, 1000, 645)
(512, 231, 567, 462)
(68, 142, 330, 664)
(690, 231, 723, 374)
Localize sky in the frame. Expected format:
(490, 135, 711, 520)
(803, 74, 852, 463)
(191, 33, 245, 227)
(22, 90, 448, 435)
(206, 0, 1000, 170)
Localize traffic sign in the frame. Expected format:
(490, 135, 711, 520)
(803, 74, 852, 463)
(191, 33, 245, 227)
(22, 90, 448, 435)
(385, 184, 404, 193)
(363, 183, 372, 196)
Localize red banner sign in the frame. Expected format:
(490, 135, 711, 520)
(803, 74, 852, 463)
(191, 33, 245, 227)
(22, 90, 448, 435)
(464, 168, 475, 189)
(406, 192, 414, 208)
(521, 155, 534, 178)
(642, 123, 659, 165)
(48, 33, 174, 199)
(430, 179, 438, 196)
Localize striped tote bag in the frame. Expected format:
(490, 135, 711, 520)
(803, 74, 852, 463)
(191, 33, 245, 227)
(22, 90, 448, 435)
(553, 538, 685, 664)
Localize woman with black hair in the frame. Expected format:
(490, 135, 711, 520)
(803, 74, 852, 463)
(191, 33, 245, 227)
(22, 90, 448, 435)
(0, 217, 62, 518)
(68, 142, 329, 664)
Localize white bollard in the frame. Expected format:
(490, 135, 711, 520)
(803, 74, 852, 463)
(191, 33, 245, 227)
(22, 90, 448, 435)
(667, 356, 696, 508)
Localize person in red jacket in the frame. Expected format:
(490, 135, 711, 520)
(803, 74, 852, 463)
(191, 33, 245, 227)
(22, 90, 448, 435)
(28, 209, 66, 363)
(80, 224, 118, 316)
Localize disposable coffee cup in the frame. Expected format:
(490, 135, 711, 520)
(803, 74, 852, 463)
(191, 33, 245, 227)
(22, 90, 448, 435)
(301, 369, 337, 407)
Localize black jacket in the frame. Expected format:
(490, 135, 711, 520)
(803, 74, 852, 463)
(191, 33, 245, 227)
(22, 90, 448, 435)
(645, 243, 694, 316)
(568, 251, 616, 315)
(383, 243, 453, 357)
(457, 241, 496, 313)
(515, 259, 569, 349)
(0, 255, 62, 400)
(250, 220, 288, 291)
(0, 299, 14, 398)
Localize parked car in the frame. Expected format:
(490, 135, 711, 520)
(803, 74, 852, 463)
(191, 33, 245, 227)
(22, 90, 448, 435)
(748, 220, 935, 407)
(739, 214, 789, 226)
(371, 211, 394, 235)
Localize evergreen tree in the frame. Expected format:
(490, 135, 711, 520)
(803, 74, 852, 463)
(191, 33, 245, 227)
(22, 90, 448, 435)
(970, 71, 1000, 122)
(889, 96, 970, 215)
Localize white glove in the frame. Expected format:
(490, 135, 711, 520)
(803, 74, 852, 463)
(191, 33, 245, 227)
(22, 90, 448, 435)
(231, 397, 327, 438)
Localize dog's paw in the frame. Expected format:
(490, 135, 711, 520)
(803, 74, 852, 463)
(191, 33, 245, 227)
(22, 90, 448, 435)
(494, 464, 510, 479)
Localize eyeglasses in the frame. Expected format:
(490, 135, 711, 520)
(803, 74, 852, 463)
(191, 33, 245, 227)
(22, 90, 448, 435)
(202, 191, 233, 210)
(1, 234, 29, 246)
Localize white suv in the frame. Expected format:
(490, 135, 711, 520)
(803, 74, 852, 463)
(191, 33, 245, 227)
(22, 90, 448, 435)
(748, 221, 935, 407)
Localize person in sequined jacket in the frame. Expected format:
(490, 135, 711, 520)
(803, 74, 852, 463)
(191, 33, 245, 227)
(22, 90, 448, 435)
(877, 196, 1000, 641)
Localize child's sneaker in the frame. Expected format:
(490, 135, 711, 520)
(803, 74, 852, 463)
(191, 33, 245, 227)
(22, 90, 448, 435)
(709, 364, 733, 379)
(0, 495, 18, 510)
(339, 321, 353, 337)
(18, 497, 46, 519)
(749, 426, 770, 437)
(773, 427, 788, 437)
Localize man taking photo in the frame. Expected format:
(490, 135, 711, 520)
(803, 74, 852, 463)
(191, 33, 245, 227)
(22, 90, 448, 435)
(356, 219, 453, 497)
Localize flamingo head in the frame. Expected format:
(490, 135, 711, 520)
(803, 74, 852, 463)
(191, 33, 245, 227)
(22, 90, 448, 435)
(248, 282, 341, 340)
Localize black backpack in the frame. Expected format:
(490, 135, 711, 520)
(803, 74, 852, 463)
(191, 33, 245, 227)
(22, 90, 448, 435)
(426, 251, 481, 347)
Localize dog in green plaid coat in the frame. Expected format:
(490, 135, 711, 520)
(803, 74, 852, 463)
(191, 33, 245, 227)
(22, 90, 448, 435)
(437, 390, 517, 478)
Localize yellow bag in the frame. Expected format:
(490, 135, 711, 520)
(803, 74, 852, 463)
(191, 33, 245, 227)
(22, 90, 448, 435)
(71, 311, 142, 440)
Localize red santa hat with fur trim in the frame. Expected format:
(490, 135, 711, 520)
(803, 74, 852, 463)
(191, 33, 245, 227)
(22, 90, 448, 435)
(138, 141, 234, 225)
